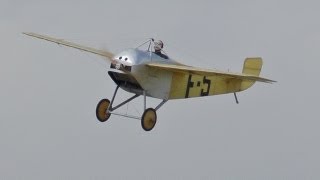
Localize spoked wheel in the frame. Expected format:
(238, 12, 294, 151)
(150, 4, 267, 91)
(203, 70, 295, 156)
(141, 108, 157, 131)
(96, 99, 111, 122)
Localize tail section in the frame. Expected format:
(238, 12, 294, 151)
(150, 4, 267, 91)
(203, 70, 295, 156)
(240, 57, 263, 90)
(242, 57, 262, 76)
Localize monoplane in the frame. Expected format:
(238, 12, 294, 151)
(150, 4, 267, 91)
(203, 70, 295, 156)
(23, 32, 275, 131)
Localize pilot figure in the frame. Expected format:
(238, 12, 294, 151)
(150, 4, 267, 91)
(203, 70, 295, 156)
(154, 40, 168, 59)
(154, 40, 163, 55)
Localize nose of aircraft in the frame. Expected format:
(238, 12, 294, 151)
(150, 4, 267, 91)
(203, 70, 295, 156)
(110, 49, 136, 71)
(112, 54, 133, 66)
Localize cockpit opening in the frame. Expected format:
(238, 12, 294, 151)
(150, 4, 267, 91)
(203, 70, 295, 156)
(136, 38, 169, 59)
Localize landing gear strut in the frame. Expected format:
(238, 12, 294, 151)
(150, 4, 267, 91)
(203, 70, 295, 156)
(95, 85, 167, 131)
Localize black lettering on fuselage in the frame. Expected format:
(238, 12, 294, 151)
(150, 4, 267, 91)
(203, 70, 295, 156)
(201, 76, 211, 96)
(185, 74, 194, 98)
(185, 75, 211, 98)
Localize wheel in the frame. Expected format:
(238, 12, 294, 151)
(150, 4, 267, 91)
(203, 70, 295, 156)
(141, 108, 157, 131)
(96, 99, 111, 122)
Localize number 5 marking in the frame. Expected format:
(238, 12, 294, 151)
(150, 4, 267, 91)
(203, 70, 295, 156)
(201, 76, 211, 96)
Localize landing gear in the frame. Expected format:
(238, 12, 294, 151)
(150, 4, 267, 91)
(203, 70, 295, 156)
(141, 108, 157, 131)
(96, 85, 167, 131)
(96, 99, 111, 122)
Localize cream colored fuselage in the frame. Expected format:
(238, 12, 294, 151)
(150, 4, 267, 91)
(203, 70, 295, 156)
(111, 49, 251, 100)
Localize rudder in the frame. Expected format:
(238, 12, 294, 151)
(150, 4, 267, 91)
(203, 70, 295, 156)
(242, 57, 263, 76)
(240, 57, 263, 90)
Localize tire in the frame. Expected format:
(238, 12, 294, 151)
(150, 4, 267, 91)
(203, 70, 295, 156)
(141, 108, 157, 131)
(96, 99, 111, 122)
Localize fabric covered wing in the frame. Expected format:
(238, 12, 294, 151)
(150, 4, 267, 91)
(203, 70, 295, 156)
(146, 63, 276, 83)
(23, 32, 114, 60)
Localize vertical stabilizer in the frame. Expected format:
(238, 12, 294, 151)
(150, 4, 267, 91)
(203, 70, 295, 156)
(240, 57, 263, 90)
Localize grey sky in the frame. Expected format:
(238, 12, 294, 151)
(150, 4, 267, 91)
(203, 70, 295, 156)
(1, 0, 319, 179)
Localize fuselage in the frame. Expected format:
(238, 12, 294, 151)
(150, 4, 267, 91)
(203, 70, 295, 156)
(108, 49, 256, 101)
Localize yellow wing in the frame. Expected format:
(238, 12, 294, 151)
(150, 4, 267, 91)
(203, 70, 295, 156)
(146, 61, 275, 83)
(23, 32, 114, 60)
(146, 58, 275, 99)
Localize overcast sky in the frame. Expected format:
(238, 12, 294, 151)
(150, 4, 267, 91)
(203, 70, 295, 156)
(1, 0, 320, 179)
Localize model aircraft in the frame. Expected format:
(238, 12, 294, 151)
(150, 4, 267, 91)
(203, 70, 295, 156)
(23, 32, 275, 131)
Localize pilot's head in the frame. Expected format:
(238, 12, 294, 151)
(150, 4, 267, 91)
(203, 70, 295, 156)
(154, 40, 164, 51)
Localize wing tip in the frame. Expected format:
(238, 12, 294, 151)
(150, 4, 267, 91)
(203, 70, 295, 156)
(22, 32, 32, 35)
(22, 32, 39, 38)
